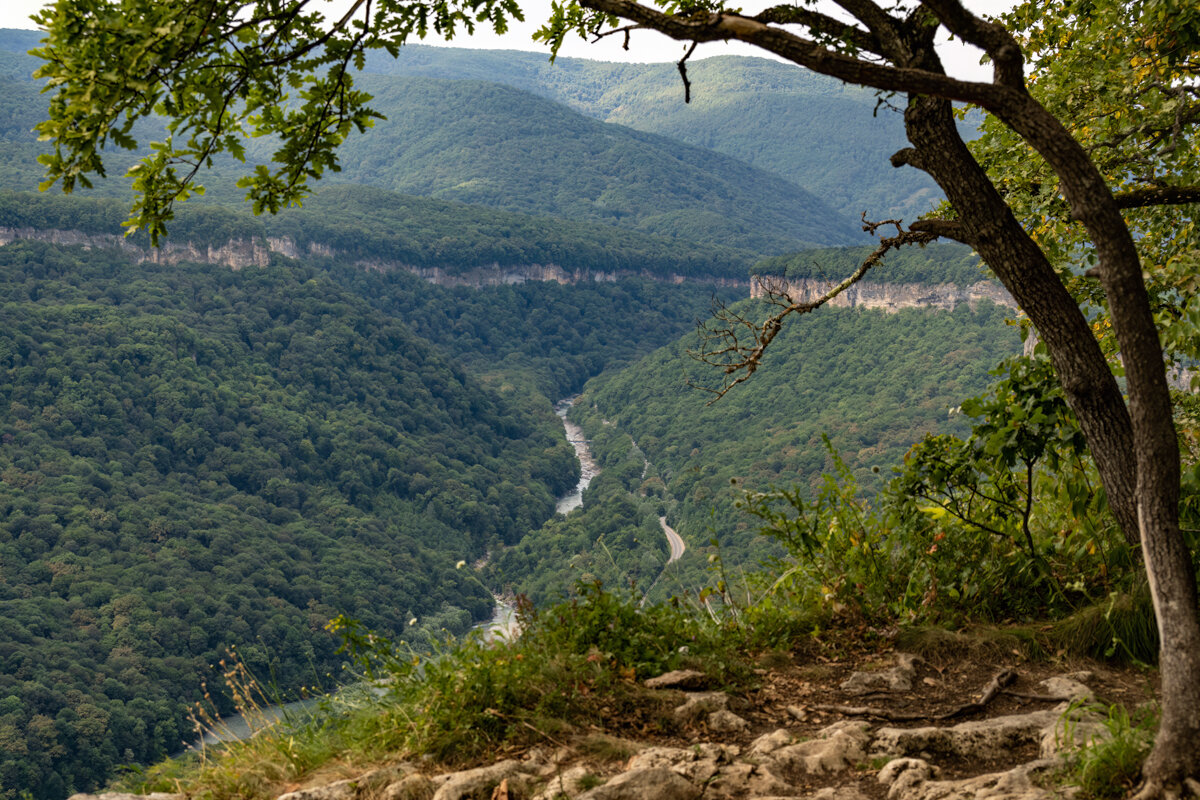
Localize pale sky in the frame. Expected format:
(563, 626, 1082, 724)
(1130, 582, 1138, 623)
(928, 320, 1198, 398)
(2, 0, 1015, 79)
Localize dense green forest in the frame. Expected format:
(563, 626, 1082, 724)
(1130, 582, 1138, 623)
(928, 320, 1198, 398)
(0, 33, 861, 257)
(751, 243, 993, 287)
(0, 241, 582, 797)
(0, 237, 737, 798)
(356, 46, 950, 220)
(285, 75, 863, 254)
(0, 27, 1030, 800)
(330, 265, 739, 399)
(538, 301, 1024, 596)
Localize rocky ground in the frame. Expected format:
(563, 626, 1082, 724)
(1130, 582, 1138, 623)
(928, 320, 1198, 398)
(75, 647, 1155, 800)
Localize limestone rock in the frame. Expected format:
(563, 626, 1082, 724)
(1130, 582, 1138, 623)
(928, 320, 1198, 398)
(626, 743, 738, 786)
(69, 795, 183, 800)
(769, 721, 871, 775)
(1038, 705, 1109, 758)
(577, 767, 701, 800)
(880, 758, 1059, 800)
(645, 670, 711, 690)
(626, 747, 696, 771)
(1036, 676, 1093, 703)
(877, 759, 941, 800)
(277, 765, 410, 800)
(701, 761, 796, 799)
(432, 760, 526, 800)
(673, 692, 730, 724)
(708, 709, 750, 733)
(383, 775, 436, 800)
(840, 653, 921, 695)
(872, 710, 1062, 761)
(531, 765, 596, 800)
(749, 728, 795, 757)
(813, 786, 872, 800)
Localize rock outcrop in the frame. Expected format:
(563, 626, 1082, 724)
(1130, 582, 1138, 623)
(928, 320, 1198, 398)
(750, 274, 1016, 312)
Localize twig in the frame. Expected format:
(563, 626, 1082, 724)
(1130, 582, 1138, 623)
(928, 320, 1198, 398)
(678, 40, 699, 103)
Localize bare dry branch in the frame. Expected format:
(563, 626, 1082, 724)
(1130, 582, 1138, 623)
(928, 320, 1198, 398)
(688, 218, 944, 403)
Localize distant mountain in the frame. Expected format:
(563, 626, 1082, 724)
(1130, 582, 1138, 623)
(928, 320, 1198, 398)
(0, 32, 863, 256)
(359, 45, 951, 220)
(297, 75, 864, 253)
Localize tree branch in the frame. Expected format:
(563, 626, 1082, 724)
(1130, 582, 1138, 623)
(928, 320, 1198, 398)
(689, 220, 942, 402)
(575, 0, 1022, 110)
(917, 0, 1024, 86)
(1114, 186, 1200, 210)
(752, 5, 881, 56)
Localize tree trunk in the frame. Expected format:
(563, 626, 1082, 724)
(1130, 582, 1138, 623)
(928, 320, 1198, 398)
(898, 94, 1141, 546)
(900, 90, 1200, 796)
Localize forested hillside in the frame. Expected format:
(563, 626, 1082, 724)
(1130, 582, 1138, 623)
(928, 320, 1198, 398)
(293, 75, 862, 253)
(0, 241, 582, 796)
(357, 45, 948, 219)
(0, 27, 1033, 800)
(0, 234, 739, 798)
(0, 33, 860, 257)
(502, 301, 1024, 599)
(0, 187, 753, 280)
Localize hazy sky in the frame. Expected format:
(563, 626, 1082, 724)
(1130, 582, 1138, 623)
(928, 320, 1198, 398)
(0, 0, 1014, 79)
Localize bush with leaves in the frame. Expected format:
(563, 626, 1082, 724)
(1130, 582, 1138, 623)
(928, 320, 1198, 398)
(743, 355, 1136, 624)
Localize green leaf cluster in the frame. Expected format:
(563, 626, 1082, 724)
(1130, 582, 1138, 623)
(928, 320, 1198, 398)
(30, 0, 524, 242)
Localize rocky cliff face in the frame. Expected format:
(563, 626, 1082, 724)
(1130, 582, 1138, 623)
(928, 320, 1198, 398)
(751, 274, 1016, 312)
(0, 226, 744, 288)
(0, 226, 272, 269)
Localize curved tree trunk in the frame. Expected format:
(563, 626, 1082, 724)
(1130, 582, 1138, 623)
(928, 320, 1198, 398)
(900, 91, 1200, 797)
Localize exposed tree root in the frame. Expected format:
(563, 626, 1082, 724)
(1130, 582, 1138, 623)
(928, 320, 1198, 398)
(813, 669, 1017, 722)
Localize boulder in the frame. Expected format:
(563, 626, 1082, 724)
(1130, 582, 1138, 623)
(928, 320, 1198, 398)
(708, 709, 750, 733)
(879, 758, 1059, 800)
(645, 670, 711, 690)
(531, 765, 596, 800)
(383, 775, 436, 800)
(840, 654, 921, 696)
(768, 721, 872, 775)
(577, 767, 701, 800)
(701, 761, 796, 799)
(871, 710, 1062, 761)
(673, 692, 731, 725)
(748, 729, 795, 758)
(431, 760, 526, 800)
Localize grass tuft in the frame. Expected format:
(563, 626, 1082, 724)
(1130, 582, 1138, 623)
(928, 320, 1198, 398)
(1063, 703, 1157, 799)
(1051, 588, 1158, 665)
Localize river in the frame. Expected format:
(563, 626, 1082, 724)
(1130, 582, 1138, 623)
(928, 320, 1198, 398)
(554, 397, 599, 514)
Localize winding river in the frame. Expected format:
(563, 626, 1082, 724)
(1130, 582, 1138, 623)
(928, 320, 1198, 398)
(554, 397, 599, 515)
